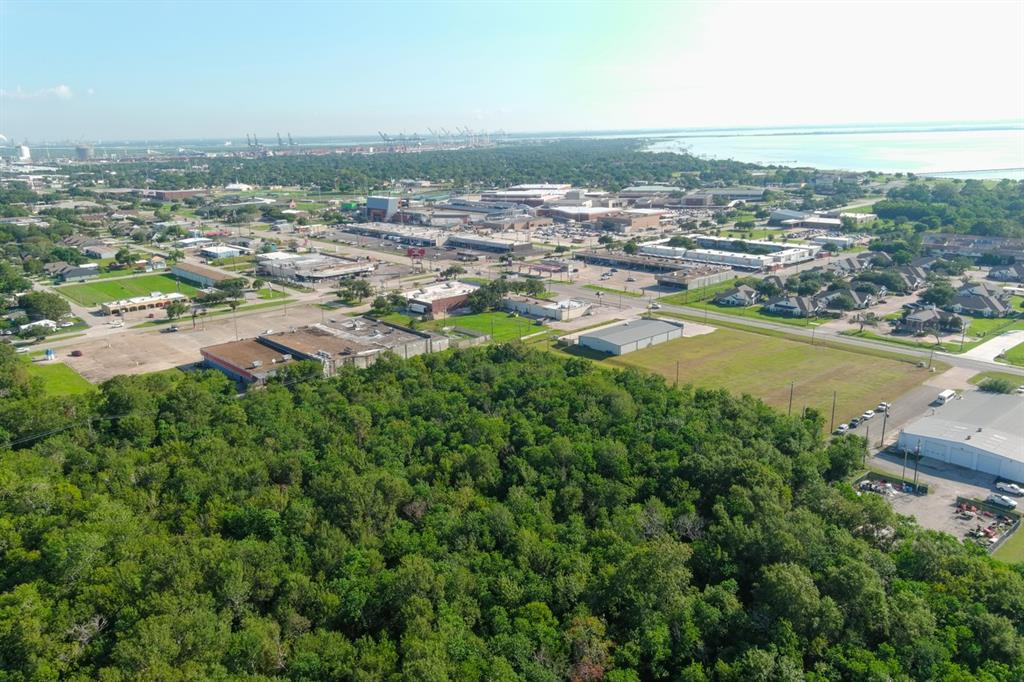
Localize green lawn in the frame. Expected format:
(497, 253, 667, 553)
(58, 274, 199, 306)
(660, 279, 741, 304)
(600, 328, 931, 427)
(968, 371, 1024, 386)
(675, 299, 825, 328)
(993, 527, 1024, 563)
(257, 288, 289, 300)
(1000, 341, 1024, 367)
(435, 311, 541, 342)
(842, 316, 1024, 354)
(24, 361, 94, 396)
(583, 284, 645, 298)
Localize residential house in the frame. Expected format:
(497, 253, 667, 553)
(817, 287, 879, 310)
(861, 251, 893, 267)
(947, 293, 1010, 318)
(959, 281, 1008, 301)
(989, 263, 1024, 283)
(895, 266, 927, 292)
(714, 284, 760, 307)
(53, 263, 100, 283)
(826, 256, 864, 276)
(762, 295, 823, 318)
(898, 307, 965, 334)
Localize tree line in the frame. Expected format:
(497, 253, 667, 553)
(0, 342, 1021, 680)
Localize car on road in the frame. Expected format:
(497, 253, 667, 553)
(996, 482, 1024, 496)
(876, 402, 891, 412)
(987, 494, 1018, 510)
(849, 417, 862, 428)
(862, 410, 875, 420)
(626, 276, 636, 282)
(834, 424, 849, 434)
(161, 326, 179, 334)
(650, 303, 662, 310)
(70, 350, 83, 357)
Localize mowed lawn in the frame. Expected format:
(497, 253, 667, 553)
(24, 361, 94, 396)
(58, 275, 199, 306)
(1000, 340, 1024, 367)
(604, 328, 929, 425)
(439, 311, 542, 341)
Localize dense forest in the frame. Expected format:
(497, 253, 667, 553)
(70, 140, 760, 192)
(873, 180, 1024, 238)
(1, 342, 1022, 681)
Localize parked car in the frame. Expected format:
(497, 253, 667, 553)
(849, 417, 862, 428)
(626, 276, 636, 282)
(987, 494, 1018, 510)
(862, 410, 875, 420)
(996, 482, 1024, 496)
(834, 423, 849, 435)
(70, 350, 83, 357)
(876, 402, 892, 412)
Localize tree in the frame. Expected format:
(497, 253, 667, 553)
(920, 283, 955, 307)
(852, 312, 879, 332)
(165, 300, 190, 321)
(370, 296, 394, 316)
(336, 279, 373, 303)
(20, 291, 71, 321)
(979, 378, 1015, 394)
(622, 240, 639, 255)
(440, 265, 465, 280)
(114, 247, 134, 264)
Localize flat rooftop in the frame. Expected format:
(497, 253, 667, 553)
(172, 261, 234, 282)
(581, 319, 682, 346)
(202, 339, 297, 374)
(901, 392, 1024, 461)
(262, 326, 379, 358)
(404, 281, 479, 302)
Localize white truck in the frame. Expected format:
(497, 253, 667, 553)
(935, 389, 957, 405)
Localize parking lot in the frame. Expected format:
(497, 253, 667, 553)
(61, 303, 326, 382)
(868, 450, 1018, 544)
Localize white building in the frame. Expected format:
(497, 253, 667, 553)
(577, 319, 683, 356)
(896, 392, 1024, 482)
(502, 295, 590, 321)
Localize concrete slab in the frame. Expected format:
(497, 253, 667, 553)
(960, 329, 1024, 362)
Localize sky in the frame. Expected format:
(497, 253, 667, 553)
(1, 0, 1022, 142)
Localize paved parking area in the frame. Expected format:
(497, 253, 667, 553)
(62, 303, 325, 382)
(869, 451, 1006, 539)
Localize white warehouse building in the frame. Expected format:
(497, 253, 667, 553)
(577, 319, 683, 356)
(896, 392, 1024, 482)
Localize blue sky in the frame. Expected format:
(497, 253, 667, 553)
(1, 1, 1022, 141)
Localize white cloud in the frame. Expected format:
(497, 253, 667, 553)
(0, 84, 75, 100)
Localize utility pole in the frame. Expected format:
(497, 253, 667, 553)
(879, 408, 889, 450)
(901, 434, 910, 481)
(788, 382, 794, 416)
(829, 391, 837, 433)
(912, 440, 922, 491)
(675, 360, 680, 387)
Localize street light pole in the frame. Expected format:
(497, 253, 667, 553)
(879, 408, 889, 450)
(829, 391, 837, 433)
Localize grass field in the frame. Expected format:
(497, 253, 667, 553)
(24, 360, 94, 396)
(601, 328, 930, 426)
(659, 279, 740, 305)
(58, 274, 199, 306)
(436, 311, 542, 341)
(994, 526, 1024, 562)
(257, 288, 289, 300)
(676, 299, 826, 328)
(1000, 341, 1024, 367)
(969, 371, 1024, 386)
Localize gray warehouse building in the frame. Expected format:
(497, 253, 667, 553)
(577, 319, 683, 356)
(896, 392, 1024, 482)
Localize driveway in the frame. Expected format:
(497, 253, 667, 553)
(959, 329, 1024, 362)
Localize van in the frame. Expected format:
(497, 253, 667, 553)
(935, 389, 956, 405)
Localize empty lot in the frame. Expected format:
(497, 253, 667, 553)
(605, 327, 933, 426)
(58, 274, 200, 306)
